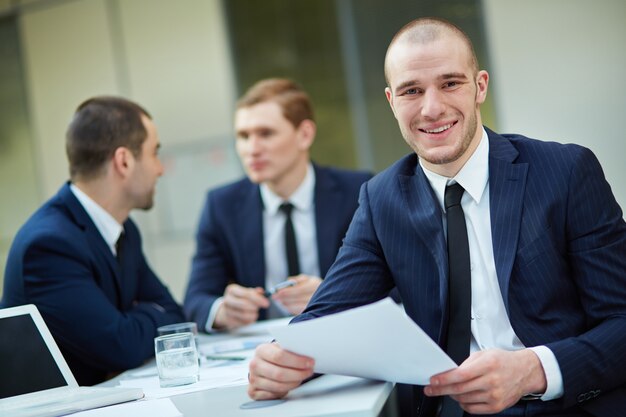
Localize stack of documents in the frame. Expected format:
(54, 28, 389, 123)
(270, 298, 457, 385)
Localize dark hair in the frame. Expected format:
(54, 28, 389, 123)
(66, 96, 151, 180)
(384, 17, 479, 85)
(236, 78, 314, 128)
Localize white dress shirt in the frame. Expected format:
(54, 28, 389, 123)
(420, 128, 563, 400)
(70, 183, 123, 256)
(206, 163, 320, 329)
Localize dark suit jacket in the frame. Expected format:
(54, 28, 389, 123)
(294, 129, 626, 416)
(183, 164, 372, 328)
(1, 183, 185, 385)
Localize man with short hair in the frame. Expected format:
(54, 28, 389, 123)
(2, 96, 185, 385)
(184, 78, 372, 331)
(247, 18, 626, 416)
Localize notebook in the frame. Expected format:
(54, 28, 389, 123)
(0, 304, 144, 417)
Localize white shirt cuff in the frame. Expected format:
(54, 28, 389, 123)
(529, 345, 564, 401)
(205, 297, 224, 333)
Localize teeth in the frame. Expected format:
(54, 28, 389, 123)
(424, 123, 453, 133)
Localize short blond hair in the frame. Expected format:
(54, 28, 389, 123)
(236, 78, 314, 128)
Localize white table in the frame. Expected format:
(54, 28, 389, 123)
(102, 320, 396, 417)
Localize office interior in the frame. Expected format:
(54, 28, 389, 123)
(1, 0, 625, 303)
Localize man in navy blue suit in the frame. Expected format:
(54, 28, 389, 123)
(184, 78, 371, 332)
(247, 19, 626, 416)
(1, 97, 185, 385)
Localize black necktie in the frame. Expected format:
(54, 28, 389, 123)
(115, 232, 125, 265)
(279, 202, 300, 277)
(440, 183, 471, 417)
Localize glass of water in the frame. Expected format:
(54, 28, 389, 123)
(154, 332, 199, 387)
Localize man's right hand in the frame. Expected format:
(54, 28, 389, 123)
(248, 342, 315, 400)
(214, 284, 270, 330)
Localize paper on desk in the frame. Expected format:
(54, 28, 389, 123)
(71, 398, 182, 417)
(270, 297, 457, 385)
(119, 362, 249, 399)
(230, 316, 292, 335)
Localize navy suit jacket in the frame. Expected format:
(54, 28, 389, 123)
(184, 164, 372, 329)
(295, 129, 626, 416)
(1, 183, 185, 385)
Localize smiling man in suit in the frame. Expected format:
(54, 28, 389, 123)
(184, 78, 372, 332)
(1, 97, 185, 385)
(246, 18, 626, 416)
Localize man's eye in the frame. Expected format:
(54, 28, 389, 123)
(444, 81, 458, 88)
(404, 88, 417, 95)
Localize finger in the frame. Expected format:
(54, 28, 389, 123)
(257, 343, 314, 370)
(224, 292, 267, 311)
(224, 307, 259, 326)
(227, 284, 269, 303)
(247, 386, 288, 401)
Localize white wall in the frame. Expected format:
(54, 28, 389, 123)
(16, 0, 241, 301)
(483, 0, 626, 211)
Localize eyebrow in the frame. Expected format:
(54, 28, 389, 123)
(393, 72, 469, 95)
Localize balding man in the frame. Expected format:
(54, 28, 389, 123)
(246, 17, 626, 417)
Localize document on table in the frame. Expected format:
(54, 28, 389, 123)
(119, 363, 249, 399)
(269, 297, 457, 385)
(71, 398, 182, 417)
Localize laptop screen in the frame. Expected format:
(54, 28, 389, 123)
(0, 313, 67, 399)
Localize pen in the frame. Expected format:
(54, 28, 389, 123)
(204, 355, 246, 361)
(264, 280, 297, 297)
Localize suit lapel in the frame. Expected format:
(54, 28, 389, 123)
(60, 183, 124, 307)
(487, 131, 528, 310)
(235, 183, 265, 287)
(313, 166, 343, 275)
(397, 163, 448, 308)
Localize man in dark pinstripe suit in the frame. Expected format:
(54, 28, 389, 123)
(247, 18, 626, 417)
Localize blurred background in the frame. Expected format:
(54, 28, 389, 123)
(1, 0, 625, 302)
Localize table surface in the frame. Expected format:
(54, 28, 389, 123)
(102, 320, 394, 417)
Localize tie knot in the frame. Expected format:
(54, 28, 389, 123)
(279, 202, 294, 216)
(444, 183, 465, 210)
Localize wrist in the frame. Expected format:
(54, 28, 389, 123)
(521, 348, 547, 396)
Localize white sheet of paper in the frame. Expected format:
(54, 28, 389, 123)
(71, 398, 182, 417)
(270, 297, 457, 385)
(119, 363, 249, 399)
(230, 316, 292, 335)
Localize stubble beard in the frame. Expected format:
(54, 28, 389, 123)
(402, 110, 478, 166)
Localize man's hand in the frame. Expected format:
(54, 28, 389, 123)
(271, 275, 322, 315)
(248, 342, 315, 400)
(424, 349, 547, 414)
(214, 284, 269, 330)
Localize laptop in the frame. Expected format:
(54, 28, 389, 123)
(0, 304, 144, 417)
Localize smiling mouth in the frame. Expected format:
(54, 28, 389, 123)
(420, 122, 456, 134)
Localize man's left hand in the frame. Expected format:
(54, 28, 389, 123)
(424, 348, 547, 414)
(271, 275, 322, 315)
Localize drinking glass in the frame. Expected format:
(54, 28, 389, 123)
(154, 332, 199, 387)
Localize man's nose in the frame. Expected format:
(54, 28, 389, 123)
(421, 88, 446, 120)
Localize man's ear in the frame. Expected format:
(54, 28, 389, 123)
(111, 146, 133, 178)
(475, 70, 489, 104)
(296, 119, 316, 150)
(385, 87, 397, 118)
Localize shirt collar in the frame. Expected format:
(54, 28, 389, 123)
(70, 183, 123, 250)
(420, 127, 489, 211)
(260, 163, 316, 215)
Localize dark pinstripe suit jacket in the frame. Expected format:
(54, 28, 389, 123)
(295, 128, 626, 416)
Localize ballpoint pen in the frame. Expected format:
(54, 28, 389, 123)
(264, 280, 297, 297)
(204, 355, 246, 361)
